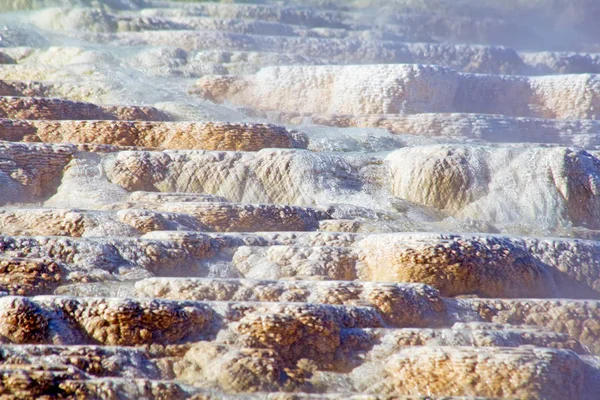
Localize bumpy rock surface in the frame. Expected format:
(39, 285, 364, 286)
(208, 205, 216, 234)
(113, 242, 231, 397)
(1, 0, 600, 399)
(194, 65, 600, 119)
(0, 120, 306, 150)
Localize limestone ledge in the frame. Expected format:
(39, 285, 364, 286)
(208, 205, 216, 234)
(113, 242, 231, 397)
(278, 113, 600, 147)
(131, 276, 600, 355)
(90, 31, 531, 75)
(386, 145, 600, 231)
(194, 64, 600, 120)
(0, 202, 329, 236)
(0, 119, 306, 151)
(0, 96, 170, 121)
(351, 346, 594, 399)
(1, 231, 599, 299)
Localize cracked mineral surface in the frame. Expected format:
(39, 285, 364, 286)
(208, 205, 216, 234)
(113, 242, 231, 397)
(0, 0, 600, 399)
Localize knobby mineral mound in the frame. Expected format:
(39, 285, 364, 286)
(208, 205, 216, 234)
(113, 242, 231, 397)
(1, 0, 600, 399)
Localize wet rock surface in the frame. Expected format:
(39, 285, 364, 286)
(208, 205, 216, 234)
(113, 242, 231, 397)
(1, 0, 600, 399)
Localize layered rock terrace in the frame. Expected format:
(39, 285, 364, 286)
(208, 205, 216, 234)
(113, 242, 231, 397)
(0, 0, 600, 399)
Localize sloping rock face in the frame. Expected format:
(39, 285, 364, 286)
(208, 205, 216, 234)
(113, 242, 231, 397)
(1, 1, 600, 399)
(195, 65, 600, 119)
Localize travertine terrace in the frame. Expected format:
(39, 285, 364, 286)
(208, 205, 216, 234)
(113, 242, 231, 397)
(1, 0, 600, 399)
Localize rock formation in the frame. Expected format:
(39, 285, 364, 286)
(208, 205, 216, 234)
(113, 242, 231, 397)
(0, 0, 600, 399)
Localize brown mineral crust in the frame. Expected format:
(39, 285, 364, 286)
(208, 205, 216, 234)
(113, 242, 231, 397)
(1, 120, 302, 150)
(115, 208, 219, 235)
(2, 2, 600, 398)
(0, 142, 74, 203)
(0, 365, 88, 399)
(216, 302, 384, 329)
(0, 97, 169, 121)
(0, 96, 116, 120)
(160, 203, 329, 232)
(101, 104, 171, 122)
(56, 378, 189, 400)
(102, 150, 171, 192)
(2, 297, 216, 346)
(0, 235, 84, 266)
(0, 297, 48, 344)
(176, 343, 299, 393)
(143, 343, 192, 379)
(0, 233, 217, 278)
(192, 75, 248, 103)
(357, 235, 556, 298)
(70, 143, 151, 153)
(318, 219, 363, 233)
(363, 283, 446, 327)
(0, 344, 190, 381)
(233, 303, 382, 369)
(96, 208, 207, 231)
(0, 258, 62, 296)
(237, 309, 340, 367)
(0, 80, 48, 97)
(0, 118, 38, 142)
(372, 347, 585, 399)
(135, 278, 447, 328)
(0, 209, 88, 237)
(526, 233, 600, 298)
(461, 298, 600, 354)
(54, 298, 213, 346)
(116, 208, 173, 233)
